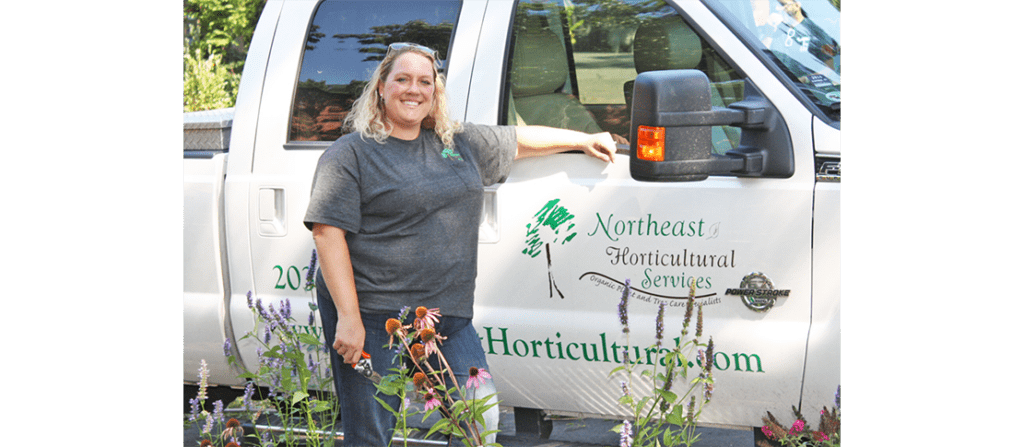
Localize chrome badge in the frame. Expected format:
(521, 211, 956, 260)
(725, 272, 790, 312)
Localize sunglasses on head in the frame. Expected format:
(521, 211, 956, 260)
(387, 42, 444, 70)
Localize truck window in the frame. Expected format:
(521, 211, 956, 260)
(289, 0, 462, 142)
(503, 0, 745, 154)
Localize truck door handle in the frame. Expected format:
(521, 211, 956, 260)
(258, 187, 287, 237)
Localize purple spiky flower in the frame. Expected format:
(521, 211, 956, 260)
(619, 420, 633, 447)
(304, 249, 318, 291)
(242, 382, 255, 412)
(213, 400, 225, 424)
(704, 337, 715, 374)
(655, 302, 665, 348)
(618, 279, 631, 334)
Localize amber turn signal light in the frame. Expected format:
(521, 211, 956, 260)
(636, 125, 665, 162)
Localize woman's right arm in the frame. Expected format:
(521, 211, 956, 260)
(312, 223, 365, 365)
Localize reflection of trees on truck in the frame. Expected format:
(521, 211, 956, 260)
(291, 16, 456, 141)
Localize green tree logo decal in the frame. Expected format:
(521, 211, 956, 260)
(523, 199, 577, 298)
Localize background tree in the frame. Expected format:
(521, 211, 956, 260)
(183, 0, 267, 111)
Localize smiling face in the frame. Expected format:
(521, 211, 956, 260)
(378, 51, 437, 140)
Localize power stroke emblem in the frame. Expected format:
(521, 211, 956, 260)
(725, 272, 790, 312)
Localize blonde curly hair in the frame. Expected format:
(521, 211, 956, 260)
(343, 45, 462, 147)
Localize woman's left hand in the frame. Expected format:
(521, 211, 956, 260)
(581, 132, 618, 163)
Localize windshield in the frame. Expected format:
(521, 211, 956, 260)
(709, 0, 840, 120)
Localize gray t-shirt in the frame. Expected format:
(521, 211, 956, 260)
(304, 123, 516, 319)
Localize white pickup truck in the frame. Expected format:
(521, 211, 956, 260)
(184, 0, 840, 433)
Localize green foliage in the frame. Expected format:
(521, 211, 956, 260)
(183, 43, 238, 112)
(183, 0, 266, 111)
(610, 282, 716, 447)
(184, 0, 266, 68)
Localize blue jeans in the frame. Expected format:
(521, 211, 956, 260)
(317, 279, 498, 446)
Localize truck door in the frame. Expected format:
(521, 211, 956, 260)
(232, 0, 483, 369)
(467, 0, 816, 427)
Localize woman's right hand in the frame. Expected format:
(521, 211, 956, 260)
(334, 312, 366, 365)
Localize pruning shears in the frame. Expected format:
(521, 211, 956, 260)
(352, 351, 383, 384)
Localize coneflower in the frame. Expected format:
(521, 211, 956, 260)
(466, 367, 491, 390)
(413, 372, 428, 388)
(222, 418, 243, 441)
(414, 306, 441, 331)
(618, 279, 631, 334)
(409, 343, 426, 362)
(423, 389, 442, 411)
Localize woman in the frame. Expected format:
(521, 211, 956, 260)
(303, 42, 616, 446)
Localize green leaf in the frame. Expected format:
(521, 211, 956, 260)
(426, 418, 452, 437)
(373, 396, 398, 415)
(298, 333, 321, 346)
(291, 391, 309, 405)
(665, 412, 684, 426)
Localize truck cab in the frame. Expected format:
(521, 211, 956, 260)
(184, 0, 840, 430)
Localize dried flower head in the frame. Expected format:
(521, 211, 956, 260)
(409, 343, 426, 361)
(222, 418, 244, 441)
(413, 372, 428, 388)
(420, 327, 436, 343)
(386, 318, 403, 335)
(414, 307, 441, 331)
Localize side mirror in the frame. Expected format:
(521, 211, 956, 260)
(628, 70, 794, 182)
